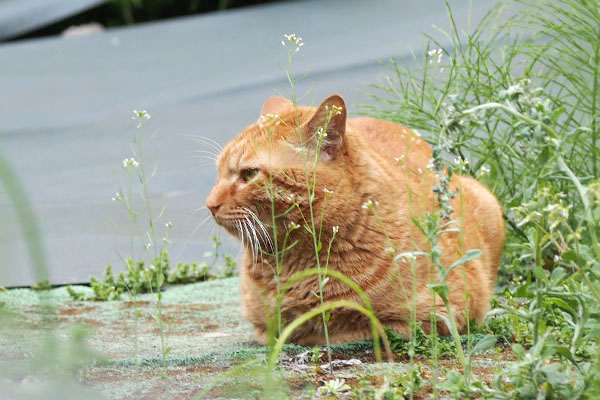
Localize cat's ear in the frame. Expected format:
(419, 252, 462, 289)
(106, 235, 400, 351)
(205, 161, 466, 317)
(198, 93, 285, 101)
(303, 94, 347, 160)
(261, 96, 293, 117)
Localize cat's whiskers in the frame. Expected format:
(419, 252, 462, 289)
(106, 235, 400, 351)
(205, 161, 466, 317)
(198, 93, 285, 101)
(190, 162, 220, 170)
(191, 152, 219, 164)
(235, 220, 244, 250)
(245, 215, 266, 264)
(242, 207, 274, 253)
(188, 135, 224, 154)
(191, 149, 220, 158)
(186, 136, 222, 169)
(241, 218, 258, 265)
(192, 205, 208, 215)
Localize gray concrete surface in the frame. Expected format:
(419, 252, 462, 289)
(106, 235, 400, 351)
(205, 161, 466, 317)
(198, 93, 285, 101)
(0, 0, 500, 286)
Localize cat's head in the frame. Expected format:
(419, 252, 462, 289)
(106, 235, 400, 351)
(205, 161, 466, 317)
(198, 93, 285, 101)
(206, 94, 351, 250)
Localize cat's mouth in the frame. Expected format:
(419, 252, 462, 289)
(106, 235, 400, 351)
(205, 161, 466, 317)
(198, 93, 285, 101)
(214, 208, 274, 255)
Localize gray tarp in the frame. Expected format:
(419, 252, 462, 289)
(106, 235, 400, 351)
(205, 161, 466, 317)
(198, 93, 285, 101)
(0, 0, 499, 286)
(0, 0, 105, 40)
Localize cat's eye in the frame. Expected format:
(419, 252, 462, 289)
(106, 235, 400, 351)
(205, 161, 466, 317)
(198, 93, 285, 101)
(241, 168, 259, 182)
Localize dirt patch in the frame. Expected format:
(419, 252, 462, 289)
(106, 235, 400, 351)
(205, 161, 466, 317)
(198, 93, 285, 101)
(162, 303, 216, 312)
(122, 301, 150, 308)
(59, 306, 97, 316)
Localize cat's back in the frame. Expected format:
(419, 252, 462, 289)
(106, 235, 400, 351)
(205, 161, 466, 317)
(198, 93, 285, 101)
(347, 117, 432, 171)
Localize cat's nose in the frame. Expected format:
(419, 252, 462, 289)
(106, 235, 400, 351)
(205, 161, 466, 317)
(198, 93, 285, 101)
(207, 202, 221, 216)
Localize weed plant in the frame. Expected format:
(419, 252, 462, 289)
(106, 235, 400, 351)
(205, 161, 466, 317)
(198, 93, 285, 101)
(66, 235, 234, 301)
(359, 0, 600, 397)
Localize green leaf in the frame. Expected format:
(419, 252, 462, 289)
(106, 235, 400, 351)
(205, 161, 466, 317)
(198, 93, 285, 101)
(561, 250, 577, 262)
(427, 283, 449, 300)
(550, 345, 577, 365)
(320, 277, 329, 290)
(546, 297, 575, 316)
(533, 266, 549, 285)
(448, 249, 483, 271)
(470, 334, 497, 356)
(512, 343, 525, 359)
(433, 312, 452, 332)
(549, 267, 566, 284)
(394, 251, 428, 262)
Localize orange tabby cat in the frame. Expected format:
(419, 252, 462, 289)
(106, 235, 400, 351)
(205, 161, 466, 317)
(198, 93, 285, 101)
(206, 94, 504, 345)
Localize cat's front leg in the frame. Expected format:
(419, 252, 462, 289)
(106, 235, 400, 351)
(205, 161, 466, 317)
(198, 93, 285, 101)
(240, 257, 270, 343)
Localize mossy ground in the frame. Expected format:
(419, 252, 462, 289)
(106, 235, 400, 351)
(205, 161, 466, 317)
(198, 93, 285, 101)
(0, 278, 512, 399)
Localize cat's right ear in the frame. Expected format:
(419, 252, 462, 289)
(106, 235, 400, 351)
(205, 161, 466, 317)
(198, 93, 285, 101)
(303, 94, 347, 161)
(261, 96, 293, 117)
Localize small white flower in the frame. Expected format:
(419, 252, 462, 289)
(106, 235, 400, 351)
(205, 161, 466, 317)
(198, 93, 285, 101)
(362, 199, 378, 210)
(165, 221, 173, 229)
(282, 33, 304, 52)
(426, 159, 435, 170)
(145, 242, 152, 249)
(453, 157, 470, 171)
(427, 48, 443, 64)
(286, 193, 296, 202)
(385, 246, 395, 256)
(477, 165, 490, 177)
(162, 237, 171, 244)
(132, 109, 151, 120)
(112, 192, 122, 202)
(122, 158, 139, 169)
(395, 155, 405, 164)
(132, 109, 151, 128)
(323, 188, 334, 194)
(289, 222, 300, 230)
(332, 226, 339, 234)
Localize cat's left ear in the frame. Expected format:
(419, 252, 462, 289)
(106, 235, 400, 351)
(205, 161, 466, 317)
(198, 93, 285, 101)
(261, 96, 293, 117)
(304, 94, 347, 160)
